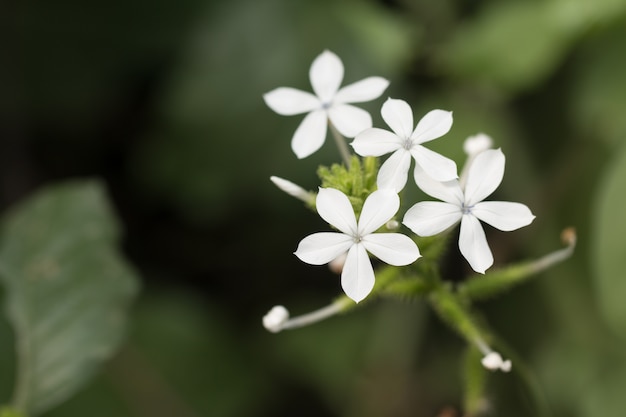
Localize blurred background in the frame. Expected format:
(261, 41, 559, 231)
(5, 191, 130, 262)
(1, 0, 626, 416)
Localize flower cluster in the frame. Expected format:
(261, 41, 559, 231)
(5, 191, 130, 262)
(265, 50, 535, 302)
(259, 50, 572, 376)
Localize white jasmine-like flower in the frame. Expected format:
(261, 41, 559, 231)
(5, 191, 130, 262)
(481, 351, 512, 372)
(263, 305, 290, 333)
(264, 50, 389, 159)
(294, 188, 420, 303)
(402, 149, 535, 274)
(351, 98, 458, 192)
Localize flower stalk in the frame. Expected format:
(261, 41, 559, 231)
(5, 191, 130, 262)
(328, 121, 353, 168)
(457, 228, 577, 301)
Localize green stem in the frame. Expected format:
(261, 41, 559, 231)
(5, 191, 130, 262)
(429, 284, 488, 349)
(457, 228, 576, 301)
(328, 121, 352, 168)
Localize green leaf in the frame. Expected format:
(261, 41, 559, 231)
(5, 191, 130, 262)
(0, 180, 140, 416)
(440, 0, 626, 94)
(0, 407, 26, 417)
(592, 145, 626, 340)
(569, 19, 626, 145)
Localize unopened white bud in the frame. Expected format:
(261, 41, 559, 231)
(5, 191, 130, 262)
(460, 134, 494, 189)
(481, 351, 512, 372)
(263, 305, 290, 333)
(270, 176, 315, 204)
(463, 133, 493, 156)
(328, 252, 347, 274)
(386, 219, 399, 230)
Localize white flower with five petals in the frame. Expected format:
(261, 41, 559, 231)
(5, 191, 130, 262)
(351, 98, 458, 192)
(264, 50, 389, 159)
(402, 149, 535, 274)
(294, 188, 420, 303)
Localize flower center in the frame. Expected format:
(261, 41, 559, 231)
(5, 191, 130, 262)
(321, 101, 332, 110)
(353, 234, 363, 243)
(402, 137, 413, 150)
(461, 202, 474, 215)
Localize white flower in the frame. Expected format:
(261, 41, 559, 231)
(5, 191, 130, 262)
(402, 149, 535, 274)
(263, 50, 389, 159)
(481, 351, 512, 372)
(294, 188, 420, 303)
(351, 98, 458, 192)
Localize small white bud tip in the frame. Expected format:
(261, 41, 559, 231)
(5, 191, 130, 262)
(270, 176, 314, 203)
(386, 219, 400, 231)
(463, 133, 493, 156)
(328, 252, 348, 274)
(263, 305, 290, 333)
(481, 351, 512, 372)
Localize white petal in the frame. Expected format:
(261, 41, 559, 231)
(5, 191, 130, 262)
(294, 232, 354, 265)
(328, 104, 372, 138)
(377, 149, 412, 192)
(291, 109, 328, 159)
(351, 128, 402, 156)
(458, 214, 493, 274)
(464, 149, 505, 206)
(411, 145, 458, 182)
(413, 164, 464, 204)
(316, 188, 358, 235)
(411, 109, 453, 144)
(334, 77, 389, 104)
(341, 243, 375, 303)
(472, 201, 535, 231)
(263, 87, 321, 115)
(362, 233, 420, 266)
(358, 189, 400, 235)
(381, 98, 414, 139)
(403, 201, 462, 236)
(310, 50, 344, 103)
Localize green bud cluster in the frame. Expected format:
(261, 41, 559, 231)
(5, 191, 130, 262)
(316, 156, 378, 217)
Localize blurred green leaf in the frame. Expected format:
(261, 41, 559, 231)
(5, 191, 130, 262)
(569, 17, 626, 145)
(0, 181, 139, 416)
(0, 407, 26, 417)
(132, 290, 268, 417)
(440, 0, 626, 94)
(583, 357, 626, 416)
(592, 144, 626, 340)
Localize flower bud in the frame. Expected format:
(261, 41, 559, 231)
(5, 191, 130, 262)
(328, 252, 347, 274)
(481, 351, 512, 372)
(463, 133, 493, 156)
(270, 176, 315, 204)
(262, 305, 290, 333)
(386, 219, 400, 231)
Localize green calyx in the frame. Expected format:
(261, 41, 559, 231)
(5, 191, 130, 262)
(317, 156, 378, 216)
